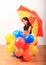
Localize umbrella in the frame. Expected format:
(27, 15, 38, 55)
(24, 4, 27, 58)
(17, 5, 43, 36)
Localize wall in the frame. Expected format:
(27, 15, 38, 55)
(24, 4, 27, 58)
(0, 0, 46, 45)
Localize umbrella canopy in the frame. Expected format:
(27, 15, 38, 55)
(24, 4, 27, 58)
(17, 5, 43, 36)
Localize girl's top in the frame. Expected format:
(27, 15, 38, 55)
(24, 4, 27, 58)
(23, 24, 32, 34)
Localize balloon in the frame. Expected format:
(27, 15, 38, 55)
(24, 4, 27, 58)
(6, 42, 10, 45)
(14, 37, 25, 49)
(15, 48, 23, 57)
(28, 45, 38, 55)
(5, 34, 15, 43)
(31, 35, 38, 45)
(13, 30, 24, 38)
(23, 30, 29, 36)
(6, 45, 14, 53)
(23, 43, 29, 50)
(13, 52, 23, 58)
(25, 34, 34, 43)
(23, 50, 32, 61)
(6, 41, 17, 53)
(10, 40, 17, 50)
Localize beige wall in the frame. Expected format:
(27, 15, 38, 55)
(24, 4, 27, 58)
(0, 0, 46, 45)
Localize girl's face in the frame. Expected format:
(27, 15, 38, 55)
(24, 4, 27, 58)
(22, 19, 28, 25)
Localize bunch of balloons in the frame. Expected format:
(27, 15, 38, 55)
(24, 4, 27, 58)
(5, 30, 38, 61)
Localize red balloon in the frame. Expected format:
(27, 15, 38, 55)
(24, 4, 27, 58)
(15, 48, 23, 57)
(14, 37, 25, 49)
(23, 30, 29, 36)
(23, 43, 29, 50)
(23, 50, 32, 61)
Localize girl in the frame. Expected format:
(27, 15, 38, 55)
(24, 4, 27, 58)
(22, 17, 33, 34)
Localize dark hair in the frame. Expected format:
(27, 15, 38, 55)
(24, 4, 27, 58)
(22, 17, 31, 25)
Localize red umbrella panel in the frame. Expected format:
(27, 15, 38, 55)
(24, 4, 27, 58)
(17, 5, 43, 36)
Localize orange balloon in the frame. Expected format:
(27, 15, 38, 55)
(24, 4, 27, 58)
(23, 50, 32, 61)
(15, 48, 23, 57)
(34, 42, 38, 45)
(28, 45, 38, 55)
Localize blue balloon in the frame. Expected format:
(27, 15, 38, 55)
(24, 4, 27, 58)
(13, 30, 24, 38)
(13, 30, 19, 37)
(24, 34, 34, 43)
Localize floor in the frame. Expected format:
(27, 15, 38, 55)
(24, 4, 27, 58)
(0, 45, 46, 65)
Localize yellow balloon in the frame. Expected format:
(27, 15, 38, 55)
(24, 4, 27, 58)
(5, 34, 15, 44)
(6, 45, 13, 53)
(10, 40, 17, 51)
(6, 42, 10, 45)
(31, 35, 38, 45)
(6, 41, 17, 53)
(28, 45, 38, 55)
